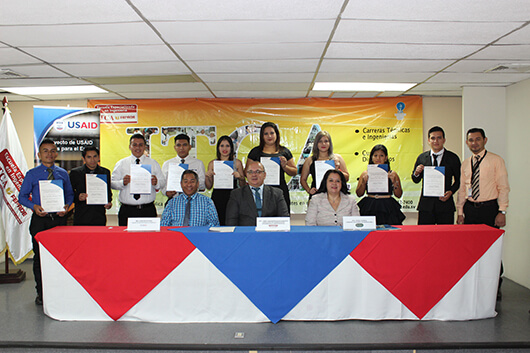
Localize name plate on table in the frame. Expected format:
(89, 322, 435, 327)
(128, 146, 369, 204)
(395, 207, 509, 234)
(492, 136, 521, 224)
(255, 217, 290, 232)
(127, 217, 160, 232)
(343, 216, 376, 231)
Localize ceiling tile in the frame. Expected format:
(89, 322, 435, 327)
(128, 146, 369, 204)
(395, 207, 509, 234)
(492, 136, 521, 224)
(334, 20, 521, 45)
(0, 65, 70, 78)
(2, 23, 161, 47)
(445, 60, 528, 73)
(208, 83, 310, 91)
(427, 72, 530, 84)
(468, 44, 530, 60)
(326, 42, 482, 60)
(122, 91, 214, 99)
(153, 20, 335, 44)
(189, 59, 319, 74)
(0, 0, 140, 25)
(173, 43, 325, 61)
(215, 91, 308, 98)
(315, 72, 432, 82)
(342, 0, 530, 21)
(496, 24, 530, 44)
(131, 0, 344, 20)
(0, 47, 42, 66)
(319, 59, 452, 73)
(200, 73, 314, 83)
(22, 45, 177, 64)
(0, 77, 90, 87)
(56, 61, 190, 77)
(101, 82, 207, 93)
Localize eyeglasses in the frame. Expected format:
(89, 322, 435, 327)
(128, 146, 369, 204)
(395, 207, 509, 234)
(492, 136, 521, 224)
(246, 170, 264, 175)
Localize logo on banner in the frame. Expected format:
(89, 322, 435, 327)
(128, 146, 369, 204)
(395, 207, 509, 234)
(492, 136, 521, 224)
(96, 105, 138, 124)
(0, 149, 30, 224)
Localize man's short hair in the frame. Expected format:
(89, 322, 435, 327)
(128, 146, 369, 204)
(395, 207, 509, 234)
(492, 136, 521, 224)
(82, 146, 99, 158)
(428, 126, 445, 139)
(467, 128, 486, 139)
(39, 138, 56, 149)
(181, 169, 198, 181)
(244, 160, 264, 173)
(130, 133, 146, 144)
(174, 134, 190, 144)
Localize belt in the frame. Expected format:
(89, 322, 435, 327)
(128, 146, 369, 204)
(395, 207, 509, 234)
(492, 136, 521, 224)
(367, 195, 391, 199)
(121, 202, 154, 210)
(466, 199, 497, 208)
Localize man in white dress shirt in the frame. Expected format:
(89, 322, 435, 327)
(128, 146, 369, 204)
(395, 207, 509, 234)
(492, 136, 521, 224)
(111, 134, 165, 226)
(161, 133, 206, 200)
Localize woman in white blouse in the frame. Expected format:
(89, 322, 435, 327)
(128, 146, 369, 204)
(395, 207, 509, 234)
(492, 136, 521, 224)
(305, 169, 359, 226)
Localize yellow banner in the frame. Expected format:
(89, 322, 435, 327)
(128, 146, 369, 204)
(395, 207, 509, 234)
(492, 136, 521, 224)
(89, 97, 423, 214)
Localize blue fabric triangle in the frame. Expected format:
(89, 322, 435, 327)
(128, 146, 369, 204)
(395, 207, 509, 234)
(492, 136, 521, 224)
(174, 226, 370, 323)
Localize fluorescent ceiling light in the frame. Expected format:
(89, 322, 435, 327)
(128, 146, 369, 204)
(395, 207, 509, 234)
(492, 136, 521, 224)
(313, 82, 416, 92)
(2, 85, 108, 95)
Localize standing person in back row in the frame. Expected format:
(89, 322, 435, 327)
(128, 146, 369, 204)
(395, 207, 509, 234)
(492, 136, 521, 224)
(19, 139, 74, 305)
(111, 134, 165, 226)
(457, 127, 509, 300)
(411, 126, 461, 224)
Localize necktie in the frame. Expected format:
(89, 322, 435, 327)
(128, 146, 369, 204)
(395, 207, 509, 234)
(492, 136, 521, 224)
(134, 158, 141, 200)
(183, 196, 191, 226)
(253, 187, 262, 217)
(46, 167, 54, 180)
(432, 153, 439, 167)
(471, 155, 480, 200)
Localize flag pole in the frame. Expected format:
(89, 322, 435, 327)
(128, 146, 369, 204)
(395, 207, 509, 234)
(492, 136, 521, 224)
(0, 97, 26, 283)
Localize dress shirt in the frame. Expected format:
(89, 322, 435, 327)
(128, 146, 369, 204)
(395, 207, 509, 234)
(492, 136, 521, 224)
(19, 164, 74, 211)
(457, 150, 510, 214)
(305, 192, 360, 226)
(111, 155, 165, 205)
(431, 148, 445, 166)
(161, 155, 206, 194)
(160, 192, 219, 227)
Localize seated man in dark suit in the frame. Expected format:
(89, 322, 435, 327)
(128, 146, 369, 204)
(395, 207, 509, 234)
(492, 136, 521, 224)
(226, 160, 289, 226)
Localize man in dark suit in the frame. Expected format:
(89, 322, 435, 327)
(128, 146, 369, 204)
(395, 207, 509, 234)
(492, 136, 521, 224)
(411, 126, 461, 224)
(226, 160, 289, 226)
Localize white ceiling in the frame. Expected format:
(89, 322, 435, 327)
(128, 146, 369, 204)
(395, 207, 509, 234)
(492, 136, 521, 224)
(1, 0, 529, 101)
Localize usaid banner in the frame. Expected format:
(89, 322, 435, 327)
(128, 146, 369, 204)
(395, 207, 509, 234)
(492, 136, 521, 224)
(33, 106, 100, 171)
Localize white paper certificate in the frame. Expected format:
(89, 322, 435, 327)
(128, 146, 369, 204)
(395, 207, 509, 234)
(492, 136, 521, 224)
(39, 180, 65, 213)
(367, 164, 389, 193)
(315, 160, 335, 189)
(214, 160, 234, 189)
(166, 163, 188, 192)
(130, 164, 152, 195)
(86, 174, 108, 205)
(423, 166, 445, 197)
(261, 157, 281, 186)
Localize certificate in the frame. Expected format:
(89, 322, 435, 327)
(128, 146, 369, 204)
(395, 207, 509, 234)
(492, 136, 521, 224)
(130, 164, 152, 195)
(39, 180, 65, 213)
(423, 166, 445, 197)
(367, 164, 389, 193)
(166, 163, 188, 193)
(315, 160, 335, 189)
(86, 174, 108, 205)
(214, 160, 234, 189)
(261, 157, 281, 186)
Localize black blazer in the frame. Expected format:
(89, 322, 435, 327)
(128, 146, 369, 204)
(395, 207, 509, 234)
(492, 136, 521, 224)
(225, 185, 289, 226)
(411, 150, 461, 213)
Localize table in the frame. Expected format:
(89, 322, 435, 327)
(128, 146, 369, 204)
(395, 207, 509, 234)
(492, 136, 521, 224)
(36, 225, 503, 323)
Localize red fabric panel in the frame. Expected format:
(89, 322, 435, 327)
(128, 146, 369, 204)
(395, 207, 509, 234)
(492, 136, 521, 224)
(36, 226, 195, 321)
(350, 225, 503, 319)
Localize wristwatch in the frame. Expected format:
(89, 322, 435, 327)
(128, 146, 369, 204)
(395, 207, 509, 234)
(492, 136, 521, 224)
(499, 211, 506, 215)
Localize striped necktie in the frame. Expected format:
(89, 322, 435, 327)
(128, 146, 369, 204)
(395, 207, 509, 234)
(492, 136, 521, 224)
(252, 187, 262, 217)
(471, 155, 480, 200)
(46, 167, 54, 180)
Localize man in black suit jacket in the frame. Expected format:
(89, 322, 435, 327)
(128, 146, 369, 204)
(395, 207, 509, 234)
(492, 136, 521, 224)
(226, 160, 289, 226)
(411, 126, 461, 224)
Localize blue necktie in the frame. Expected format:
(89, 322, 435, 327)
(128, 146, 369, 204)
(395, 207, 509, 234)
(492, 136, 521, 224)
(253, 187, 262, 217)
(183, 196, 191, 226)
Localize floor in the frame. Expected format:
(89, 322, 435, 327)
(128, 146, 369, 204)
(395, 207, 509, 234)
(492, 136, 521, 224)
(0, 259, 529, 353)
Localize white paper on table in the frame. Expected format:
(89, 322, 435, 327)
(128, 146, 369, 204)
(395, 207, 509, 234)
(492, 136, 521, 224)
(367, 164, 389, 193)
(261, 157, 281, 186)
(315, 160, 335, 189)
(39, 180, 65, 213)
(423, 166, 445, 197)
(255, 217, 290, 232)
(127, 217, 160, 232)
(130, 164, 152, 194)
(166, 163, 188, 192)
(343, 216, 377, 231)
(213, 160, 234, 189)
(86, 174, 108, 205)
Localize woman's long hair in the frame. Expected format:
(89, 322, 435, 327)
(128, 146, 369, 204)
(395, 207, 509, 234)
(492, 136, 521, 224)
(258, 122, 282, 152)
(311, 130, 334, 161)
(369, 144, 391, 169)
(315, 169, 350, 195)
(216, 135, 235, 161)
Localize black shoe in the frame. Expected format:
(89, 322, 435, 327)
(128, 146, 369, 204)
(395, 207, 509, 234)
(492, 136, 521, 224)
(35, 295, 43, 305)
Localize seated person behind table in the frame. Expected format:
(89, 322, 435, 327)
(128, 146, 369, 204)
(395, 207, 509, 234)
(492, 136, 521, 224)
(226, 160, 289, 226)
(160, 170, 219, 227)
(305, 169, 359, 226)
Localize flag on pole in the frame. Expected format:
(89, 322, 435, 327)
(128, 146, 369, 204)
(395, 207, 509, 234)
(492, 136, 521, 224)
(0, 107, 33, 264)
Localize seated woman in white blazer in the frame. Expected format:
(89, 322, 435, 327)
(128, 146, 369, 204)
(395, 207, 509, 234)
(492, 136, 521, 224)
(305, 169, 359, 226)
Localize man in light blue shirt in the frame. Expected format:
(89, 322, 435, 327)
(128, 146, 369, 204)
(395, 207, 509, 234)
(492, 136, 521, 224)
(161, 170, 219, 227)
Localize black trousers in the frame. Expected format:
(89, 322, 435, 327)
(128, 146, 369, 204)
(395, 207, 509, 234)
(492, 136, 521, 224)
(418, 210, 454, 225)
(29, 213, 67, 298)
(118, 202, 157, 226)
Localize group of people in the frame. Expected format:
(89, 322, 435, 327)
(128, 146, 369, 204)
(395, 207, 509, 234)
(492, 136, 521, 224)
(19, 122, 509, 305)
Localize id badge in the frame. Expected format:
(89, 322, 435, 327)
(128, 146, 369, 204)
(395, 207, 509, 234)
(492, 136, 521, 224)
(467, 187, 473, 198)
